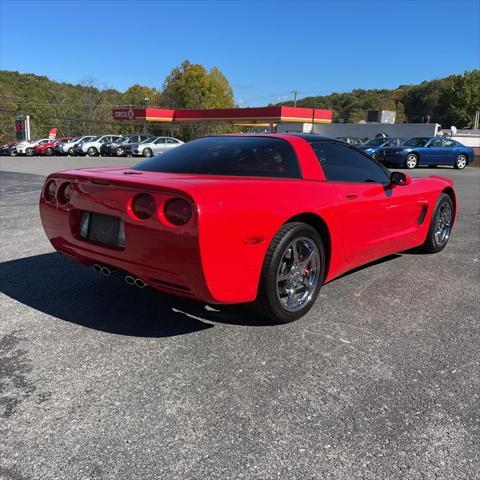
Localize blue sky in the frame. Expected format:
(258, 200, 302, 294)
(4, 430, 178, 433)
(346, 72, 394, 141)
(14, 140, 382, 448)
(1, 0, 479, 106)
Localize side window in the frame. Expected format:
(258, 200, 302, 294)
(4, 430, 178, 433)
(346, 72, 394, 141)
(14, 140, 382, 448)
(166, 138, 177, 144)
(310, 142, 390, 184)
(430, 138, 443, 147)
(155, 138, 166, 144)
(443, 139, 456, 148)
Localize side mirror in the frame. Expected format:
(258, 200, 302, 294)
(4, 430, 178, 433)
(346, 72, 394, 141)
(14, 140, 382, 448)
(390, 171, 411, 186)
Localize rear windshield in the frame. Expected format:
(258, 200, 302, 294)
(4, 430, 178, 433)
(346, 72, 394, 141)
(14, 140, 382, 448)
(133, 136, 301, 178)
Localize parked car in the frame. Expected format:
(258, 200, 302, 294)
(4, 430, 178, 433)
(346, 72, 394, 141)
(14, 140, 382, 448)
(16, 138, 51, 156)
(101, 134, 151, 156)
(33, 137, 73, 156)
(57, 136, 95, 156)
(375, 137, 474, 169)
(130, 136, 184, 157)
(79, 135, 122, 156)
(71, 136, 103, 156)
(358, 137, 405, 157)
(0, 141, 18, 156)
(124, 136, 158, 156)
(336, 136, 365, 146)
(39, 134, 456, 323)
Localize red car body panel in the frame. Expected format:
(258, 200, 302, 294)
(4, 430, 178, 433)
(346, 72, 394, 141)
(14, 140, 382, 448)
(39, 135, 456, 304)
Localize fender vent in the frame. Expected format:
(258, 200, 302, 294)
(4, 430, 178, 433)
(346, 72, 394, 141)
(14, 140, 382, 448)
(417, 205, 428, 224)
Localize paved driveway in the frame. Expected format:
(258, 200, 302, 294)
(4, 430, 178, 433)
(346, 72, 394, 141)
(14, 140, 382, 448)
(1, 157, 479, 479)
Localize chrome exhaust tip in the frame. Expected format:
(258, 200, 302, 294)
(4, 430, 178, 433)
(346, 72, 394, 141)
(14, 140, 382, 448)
(135, 279, 147, 288)
(125, 275, 136, 286)
(100, 266, 111, 276)
(93, 264, 102, 273)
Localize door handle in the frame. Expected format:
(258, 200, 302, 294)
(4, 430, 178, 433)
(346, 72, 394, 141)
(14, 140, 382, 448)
(345, 192, 358, 200)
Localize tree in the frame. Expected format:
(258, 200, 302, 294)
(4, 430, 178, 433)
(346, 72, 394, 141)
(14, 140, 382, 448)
(123, 84, 162, 107)
(436, 70, 480, 128)
(162, 60, 234, 109)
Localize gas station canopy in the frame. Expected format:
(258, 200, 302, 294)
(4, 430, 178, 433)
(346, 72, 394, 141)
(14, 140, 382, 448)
(112, 106, 333, 124)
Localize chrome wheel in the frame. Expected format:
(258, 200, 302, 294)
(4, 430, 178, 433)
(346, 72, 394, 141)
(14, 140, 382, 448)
(276, 237, 321, 312)
(455, 154, 467, 169)
(406, 154, 418, 169)
(434, 201, 452, 247)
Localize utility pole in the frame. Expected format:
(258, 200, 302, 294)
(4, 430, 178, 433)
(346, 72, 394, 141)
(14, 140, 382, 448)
(474, 111, 480, 130)
(292, 90, 298, 107)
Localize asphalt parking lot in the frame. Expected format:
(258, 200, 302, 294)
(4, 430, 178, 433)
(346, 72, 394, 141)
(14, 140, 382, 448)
(1, 156, 479, 480)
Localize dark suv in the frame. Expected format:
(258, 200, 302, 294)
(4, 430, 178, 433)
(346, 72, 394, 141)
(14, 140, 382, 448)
(100, 134, 151, 156)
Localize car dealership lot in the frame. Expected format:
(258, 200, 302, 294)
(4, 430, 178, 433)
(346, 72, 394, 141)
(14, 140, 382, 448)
(1, 157, 479, 479)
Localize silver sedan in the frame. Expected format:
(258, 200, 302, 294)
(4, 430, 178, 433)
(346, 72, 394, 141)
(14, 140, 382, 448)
(133, 137, 183, 157)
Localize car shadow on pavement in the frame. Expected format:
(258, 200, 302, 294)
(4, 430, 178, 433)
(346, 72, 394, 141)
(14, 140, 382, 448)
(0, 253, 274, 338)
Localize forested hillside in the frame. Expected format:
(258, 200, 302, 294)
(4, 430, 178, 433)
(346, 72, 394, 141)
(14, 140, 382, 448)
(0, 67, 478, 143)
(278, 70, 480, 128)
(0, 60, 234, 142)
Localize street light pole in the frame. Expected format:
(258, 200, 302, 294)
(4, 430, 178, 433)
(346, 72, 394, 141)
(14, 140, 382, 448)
(144, 97, 149, 133)
(292, 90, 298, 107)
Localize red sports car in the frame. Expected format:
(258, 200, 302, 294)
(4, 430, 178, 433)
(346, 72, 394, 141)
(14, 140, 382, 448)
(39, 134, 456, 322)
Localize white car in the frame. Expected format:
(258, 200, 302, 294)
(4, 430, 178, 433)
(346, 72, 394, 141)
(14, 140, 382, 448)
(80, 135, 122, 156)
(131, 137, 183, 157)
(58, 136, 96, 156)
(15, 138, 50, 156)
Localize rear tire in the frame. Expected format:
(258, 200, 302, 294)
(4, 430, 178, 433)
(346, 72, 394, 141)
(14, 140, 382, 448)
(88, 147, 98, 156)
(248, 222, 325, 323)
(454, 154, 467, 170)
(45, 147, 54, 156)
(420, 193, 454, 253)
(116, 147, 125, 156)
(26, 148, 33, 156)
(68, 147, 74, 156)
(404, 153, 418, 169)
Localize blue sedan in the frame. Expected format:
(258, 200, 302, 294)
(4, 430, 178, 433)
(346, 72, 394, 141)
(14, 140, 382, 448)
(358, 137, 405, 156)
(376, 137, 474, 170)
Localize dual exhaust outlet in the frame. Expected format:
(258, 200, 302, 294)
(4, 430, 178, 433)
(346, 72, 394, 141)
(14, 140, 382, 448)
(93, 264, 147, 288)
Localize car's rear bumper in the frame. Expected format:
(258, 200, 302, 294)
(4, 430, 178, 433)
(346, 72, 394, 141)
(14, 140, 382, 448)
(38, 179, 217, 304)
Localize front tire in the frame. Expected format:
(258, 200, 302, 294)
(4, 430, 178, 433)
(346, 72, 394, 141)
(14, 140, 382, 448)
(249, 222, 325, 323)
(143, 148, 153, 157)
(116, 147, 125, 156)
(454, 154, 467, 170)
(87, 147, 98, 156)
(45, 147, 54, 156)
(68, 147, 74, 156)
(420, 193, 454, 253)
(405, 153, 418, 169)
(26, 148, 33, 156)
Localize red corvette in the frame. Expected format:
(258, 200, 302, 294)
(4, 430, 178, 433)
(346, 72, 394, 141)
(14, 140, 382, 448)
(39, 134, 456, 322)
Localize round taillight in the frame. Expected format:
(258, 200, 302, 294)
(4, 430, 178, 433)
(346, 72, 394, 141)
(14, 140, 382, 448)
(57, 182, 74, 205)
(44, 180, 57, 201)
(132, 193, 156, 220)
(164, 198, 193, 226)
